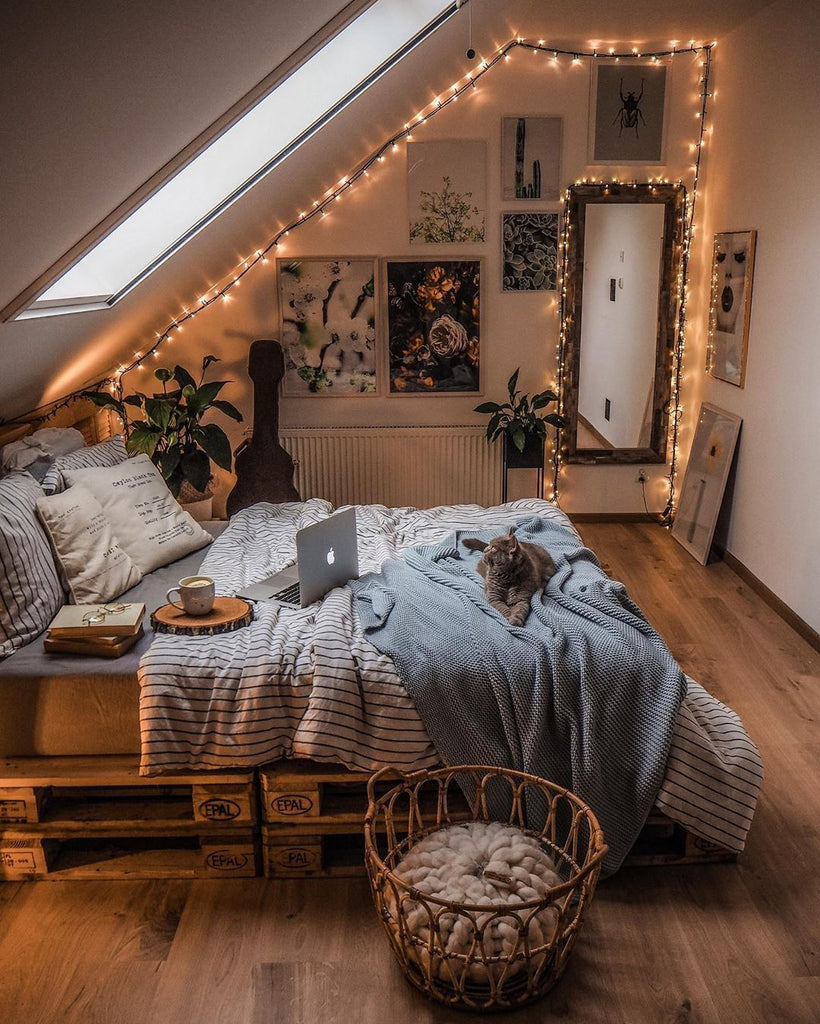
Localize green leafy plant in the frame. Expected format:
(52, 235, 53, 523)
(83, 355, 242, 498)
(475, 368, 565, 452)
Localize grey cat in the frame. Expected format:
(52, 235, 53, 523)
(463, 528, 557, 626)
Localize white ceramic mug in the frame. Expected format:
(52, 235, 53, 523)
(166, 575, 215, 616)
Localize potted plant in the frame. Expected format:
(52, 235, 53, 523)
(84, 355, 243, 519)
(474, 368, 565, 469)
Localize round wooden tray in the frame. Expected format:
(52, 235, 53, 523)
(151, 596, 253, 635)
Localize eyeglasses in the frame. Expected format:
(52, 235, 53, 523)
(82, 603, 128, 625)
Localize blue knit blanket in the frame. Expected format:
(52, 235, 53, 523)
(350, 515, 687, 875)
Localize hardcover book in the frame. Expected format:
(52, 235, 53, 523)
(47, 602, 145, 638)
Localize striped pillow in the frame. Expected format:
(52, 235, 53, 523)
(0, 472, 64, 659)
(41, 437, 128, 495)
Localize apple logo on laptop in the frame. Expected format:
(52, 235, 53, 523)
(326, 547, 335, 566)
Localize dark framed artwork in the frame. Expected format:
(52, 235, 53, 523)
(707, 230, 757, 387)
(671, 403, 742, 564)
(589, 61, 669, 164)
(278, 258, 378, 395)
(500, 116, 562, 201)
(501, 213, 559, 291)
(385, 260, 481, 393)
(407, 140, 486, 243)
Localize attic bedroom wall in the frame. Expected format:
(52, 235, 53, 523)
(688, 0, 819, 635)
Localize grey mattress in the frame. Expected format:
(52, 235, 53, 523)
(0, 523, 227, 756)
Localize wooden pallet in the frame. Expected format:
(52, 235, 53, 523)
(262, 826, 368, 879)
(623, 812, 737, 867)
(0, 755, 257, 830)
(0, 756, 260, 880)
(0, 833, 258, 880)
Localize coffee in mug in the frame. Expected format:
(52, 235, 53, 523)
(166, 576, 215, 616)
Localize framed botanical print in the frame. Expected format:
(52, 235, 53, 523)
(500, 116, 562, 201)
(671, 403, 742, 564)
(706, 230, 757, 387)
(589, 60, 669, 164)
(278, 258, 378, 395)
(407, 140, 486, 243)
(501, 212, 559, 291)
(385, 259, 481, 393)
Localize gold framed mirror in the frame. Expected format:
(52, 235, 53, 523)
(561, 183, 685, 464)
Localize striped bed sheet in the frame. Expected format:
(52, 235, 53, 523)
(138, 498, 762, 853)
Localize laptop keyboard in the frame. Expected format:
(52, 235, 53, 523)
(272, 581, 301, 605)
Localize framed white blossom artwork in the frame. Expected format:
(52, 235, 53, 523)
(385, 259, 481, 393)
(672, 403, 742, 564)
(278, 258, 378, 395)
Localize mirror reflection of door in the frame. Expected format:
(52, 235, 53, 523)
(576, 203, 665, 450)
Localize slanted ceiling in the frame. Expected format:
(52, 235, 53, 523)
(0, 0, 773, 421)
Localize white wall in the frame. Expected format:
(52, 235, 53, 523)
(683, 0, 820, 634)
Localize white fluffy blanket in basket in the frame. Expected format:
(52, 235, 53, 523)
(391, 821, 561, 981)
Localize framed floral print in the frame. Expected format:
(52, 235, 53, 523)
(278, 258, 378, 395)
(385, 259, 480, 393)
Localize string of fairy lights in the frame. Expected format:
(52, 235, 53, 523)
(9, 36, 714, 517)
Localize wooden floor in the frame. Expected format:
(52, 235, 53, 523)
(0, 523, 818, 1024)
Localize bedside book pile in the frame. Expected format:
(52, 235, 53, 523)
(44, 602, 146, 658)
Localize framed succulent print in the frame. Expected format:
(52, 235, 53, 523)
(385, 259, 481, 393)
(278, 258, 378, 395)
(501, 212, 559, 291)
(706, 230, 757, 387)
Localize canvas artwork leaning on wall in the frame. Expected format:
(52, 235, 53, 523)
(386, 260, 480, 393)
(279, 258, 378, 395)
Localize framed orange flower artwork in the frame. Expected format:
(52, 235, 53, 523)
(385, 260, 481, 394)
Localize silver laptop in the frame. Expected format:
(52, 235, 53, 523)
(236, 508, 359, 608)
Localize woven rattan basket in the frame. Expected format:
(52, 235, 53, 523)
(364, 765, 607, 1012)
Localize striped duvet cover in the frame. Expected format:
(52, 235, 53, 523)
(138, 498, 762, 854)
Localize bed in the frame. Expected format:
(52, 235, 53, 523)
(0, 407, 762, 875)
(137, 496, 763, 875)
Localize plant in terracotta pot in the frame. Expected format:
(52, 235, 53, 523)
(475, 368, 565, 468)
(83, 356, 243, 508)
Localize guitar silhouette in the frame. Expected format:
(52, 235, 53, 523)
(226, 340, 300, 517)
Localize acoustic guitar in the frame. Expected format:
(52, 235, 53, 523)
(226, 339, 300, 517)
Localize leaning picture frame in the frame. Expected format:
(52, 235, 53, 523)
(671, 403, 742, 564)
(588, 59, 670, 164)
(384, 258, 481, 394)
(706, 230, 757, 387)
(278, 257, 379, 396)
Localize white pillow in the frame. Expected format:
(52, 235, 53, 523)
(41, 437, 128, 494)
(36, 485, 142, 604)
(65, 455, 212, 575)
(0, 472, 64, 658)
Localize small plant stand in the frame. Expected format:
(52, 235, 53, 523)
(502, 435, 545, 502)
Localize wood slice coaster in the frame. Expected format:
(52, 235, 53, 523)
(151, 597, 253, 636)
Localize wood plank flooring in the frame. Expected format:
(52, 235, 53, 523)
(0, 523, 817, 1024)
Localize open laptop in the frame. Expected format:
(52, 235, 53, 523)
(236, 508, 359, 608)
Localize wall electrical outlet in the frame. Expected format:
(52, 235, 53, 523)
(636, 470, 647, 484)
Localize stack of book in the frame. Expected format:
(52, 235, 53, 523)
(44, 603, 146, 658)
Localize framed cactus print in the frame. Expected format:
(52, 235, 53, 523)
(501, 116, 562, 201)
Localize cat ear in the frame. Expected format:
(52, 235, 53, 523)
(508, 529, 519, 550)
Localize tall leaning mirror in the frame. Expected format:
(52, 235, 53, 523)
(561, 183, 685, 464)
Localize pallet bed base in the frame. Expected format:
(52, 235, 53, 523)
(258, 762, 737, 880)
(0, 756, 258, 881)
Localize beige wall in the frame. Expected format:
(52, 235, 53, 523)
(685, 0, 820, 633)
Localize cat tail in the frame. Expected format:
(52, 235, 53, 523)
(461, 537, 487, 552)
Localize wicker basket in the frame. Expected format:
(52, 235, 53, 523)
(364, 765, 607, 1012)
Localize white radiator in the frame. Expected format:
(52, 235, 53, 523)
(279, 426, 503, 508)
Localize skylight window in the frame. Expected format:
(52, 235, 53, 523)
(20, 0, 458, 319)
